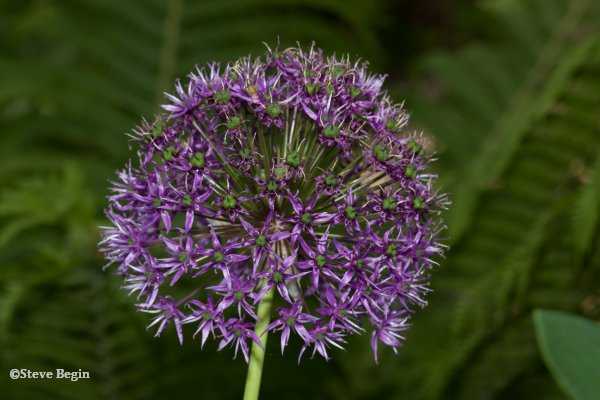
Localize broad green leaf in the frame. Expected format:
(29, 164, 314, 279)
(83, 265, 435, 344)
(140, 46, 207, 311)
(534, 310, 600, 400)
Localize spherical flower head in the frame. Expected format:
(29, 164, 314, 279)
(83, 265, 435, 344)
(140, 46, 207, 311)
(99, 43, 448, 363)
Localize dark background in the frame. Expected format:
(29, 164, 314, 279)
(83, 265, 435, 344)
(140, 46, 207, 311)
(2, 0, 600, 399)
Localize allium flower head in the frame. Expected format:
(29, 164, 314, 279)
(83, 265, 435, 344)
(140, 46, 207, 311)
(100, 44, 447, 363)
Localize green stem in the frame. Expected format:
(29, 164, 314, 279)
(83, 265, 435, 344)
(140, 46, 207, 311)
(242, 287, 274, 400)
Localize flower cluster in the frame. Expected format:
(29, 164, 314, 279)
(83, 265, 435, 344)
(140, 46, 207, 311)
(100, 44, 447, 363)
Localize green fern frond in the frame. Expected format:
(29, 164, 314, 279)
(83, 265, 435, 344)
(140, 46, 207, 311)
(408, 0, 598, 243)
(0, 165, 94, 251)
(2, 271, 156, 400)
(572, 156, 600, 258)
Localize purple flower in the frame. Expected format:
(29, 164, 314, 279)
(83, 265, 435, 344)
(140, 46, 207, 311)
(195, 230, 248, 279)
(268, 302, 316, 353)
(366, 304, 409, 363)
(143, 296, 186, 344)
(287, 193, 334, 245)
(317, 287, 363, 333)
(210, 274, 258, 319)
(239, 213, 290, 274)
(185, 297, 221, 347)
(99, 43, 447, 363)
(158, 235, 199, 285)
(257, 251, 309, 303)
(218, 318, 261, 362)
(298, 324, 347, 361)
(297, 228, 335, 290)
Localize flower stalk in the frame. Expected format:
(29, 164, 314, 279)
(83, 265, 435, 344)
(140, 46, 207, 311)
(243, 287, 274, 400)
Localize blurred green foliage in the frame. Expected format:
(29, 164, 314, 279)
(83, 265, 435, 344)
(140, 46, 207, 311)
(1, 0, 599, 399)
